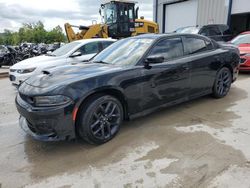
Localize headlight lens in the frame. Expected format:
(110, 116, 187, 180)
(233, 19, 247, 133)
(34, 95, 73, 107)
(244, 53, 250, 57)
(17, 68, 36, 74)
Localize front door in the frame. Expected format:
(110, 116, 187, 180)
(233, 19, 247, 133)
(140, 37, 190, 110)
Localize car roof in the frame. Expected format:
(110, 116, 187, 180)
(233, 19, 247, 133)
(133, 33, 209, 40)
(71, 38, 117, 44)
(178, 24, 228, 29)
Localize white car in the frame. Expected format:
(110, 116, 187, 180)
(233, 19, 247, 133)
(9, 38, 116, 86)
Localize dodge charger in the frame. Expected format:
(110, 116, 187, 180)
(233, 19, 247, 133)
(16, 34, 240, 145)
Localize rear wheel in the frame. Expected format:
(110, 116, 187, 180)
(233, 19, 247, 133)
(212, 67, 232, 98)
(77, 94, 123, 145)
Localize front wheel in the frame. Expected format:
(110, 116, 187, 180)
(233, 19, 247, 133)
(77, 94, 124, 145)
(212, 67, 232, 98)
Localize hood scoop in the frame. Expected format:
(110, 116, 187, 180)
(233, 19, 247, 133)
(42, 70, 51, 75)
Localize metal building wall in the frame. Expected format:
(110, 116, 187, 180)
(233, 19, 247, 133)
(154, 0, 185, 33)
(154, 0, 230, 33)
(196, 0, 229, 26)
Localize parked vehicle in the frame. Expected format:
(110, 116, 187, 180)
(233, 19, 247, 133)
(9, 38, 116, 86)
(175, 24, 233, 42)
(0, 45, 8, 67)
(16, 34, 240, 144)
(230, 31, 250, 71)
(0, 46, 22, 67)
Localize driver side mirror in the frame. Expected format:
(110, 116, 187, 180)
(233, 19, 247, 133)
(70, 51, 82, 58)
(144, 55, 164, 68)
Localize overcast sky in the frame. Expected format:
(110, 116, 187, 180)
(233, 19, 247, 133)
(0, 0, 153, 32)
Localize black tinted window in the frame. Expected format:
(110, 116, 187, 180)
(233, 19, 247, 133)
(78, 42, 99, 55)
(185, 37, 208, 54)
(102, 41, 114, 49)
(201, 26, 221, 36)
(208, 26, 221, 36)
(149, 38, 184, 61)
(219, 25, 232, 35)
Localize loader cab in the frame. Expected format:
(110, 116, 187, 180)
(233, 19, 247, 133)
(101, 1, 137, 38)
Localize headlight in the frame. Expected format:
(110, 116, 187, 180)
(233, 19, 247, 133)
(17, 68, 36, 74)
(244, 53, 250, 57)
(34, 95, 73, 107)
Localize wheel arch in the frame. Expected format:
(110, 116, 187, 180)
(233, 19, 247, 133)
(74, 87, 129, 129)
(223, 63, 233, 76)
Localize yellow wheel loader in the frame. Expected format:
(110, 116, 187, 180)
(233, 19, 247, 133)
(65, 0, 159, 42)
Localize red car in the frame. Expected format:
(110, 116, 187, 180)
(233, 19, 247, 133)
(231, 31, 250, 71)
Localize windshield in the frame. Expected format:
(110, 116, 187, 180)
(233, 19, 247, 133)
(175, 27, 199, 34)
(231, 34, 250, 46)
(92, 38, 154, 66)
(104, 3, 117, 24)
(51, 42, 80, 57)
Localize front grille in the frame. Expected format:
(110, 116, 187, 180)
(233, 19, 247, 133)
(27, 120, 55, 135)
(9, 75, 16, 81)
(27, 120, 37, 133)
(10, 69, 16, 72)
(240, 58, 246, 64)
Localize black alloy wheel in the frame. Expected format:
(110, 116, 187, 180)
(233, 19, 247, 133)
(77, 95, 123, 145)
(212, 67, 232, 98)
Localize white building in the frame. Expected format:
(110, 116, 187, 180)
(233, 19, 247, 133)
(153, 0, 250, 34)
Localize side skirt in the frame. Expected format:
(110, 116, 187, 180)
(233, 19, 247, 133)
(129, 90, 212, 120)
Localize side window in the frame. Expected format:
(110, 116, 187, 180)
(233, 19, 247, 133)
(208, 26, 221, 36)
(200, 27, 221, 36)
(102, 41, 114, 50)
(148, 38, 184, 61)
(185, 37, 208, 54)
(200, 28, 210, 36)
(78, 42, 99, 55)
(219, 25, 232, 35)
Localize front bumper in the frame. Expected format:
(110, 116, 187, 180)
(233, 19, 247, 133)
(239, 57, 250, 71)
(16, 94, 76, 141)
(9, 72, 34, 86)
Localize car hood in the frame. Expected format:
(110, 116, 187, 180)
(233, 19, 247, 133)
(11, 55, 65, 69)
(238, 44, 250, 55)
(24, 63, 122, 88)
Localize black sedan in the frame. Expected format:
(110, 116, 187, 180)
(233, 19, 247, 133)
(16, 34, 240, 144)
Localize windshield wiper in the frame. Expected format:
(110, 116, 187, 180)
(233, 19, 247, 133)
(92, 60, 109, 64)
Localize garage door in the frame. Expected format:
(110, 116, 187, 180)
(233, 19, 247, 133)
(232, 0, 250, 14)
(164, 0, 198, 33)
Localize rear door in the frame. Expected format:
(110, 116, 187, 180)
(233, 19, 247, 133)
(140, 37, 190, 110)
(183, 36, 218, 97)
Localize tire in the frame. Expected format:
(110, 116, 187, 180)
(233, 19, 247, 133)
(77, 94, 124, 145)
(212, 67, 232, 98)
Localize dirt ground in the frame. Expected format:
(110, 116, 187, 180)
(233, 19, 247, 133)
(0, 74, 250, 188)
